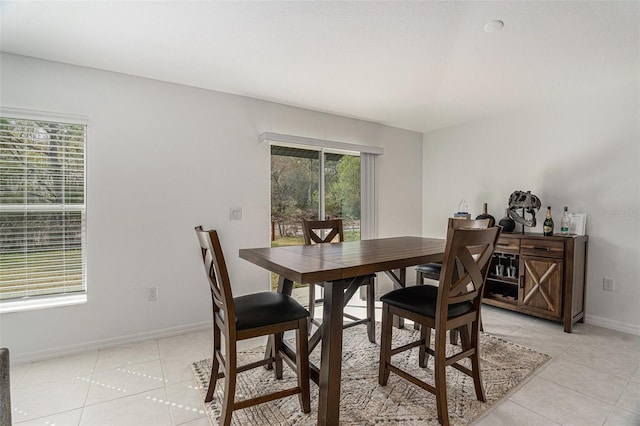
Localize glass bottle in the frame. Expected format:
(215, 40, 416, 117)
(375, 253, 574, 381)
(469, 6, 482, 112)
(560, 206, 570, 235)
(543, 206, 554, 236)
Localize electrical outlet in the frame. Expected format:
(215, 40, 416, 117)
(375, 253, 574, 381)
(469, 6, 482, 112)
(603, 277, 615, 292)
(230, 208, 243, 221)
(147, 286, 159, 301)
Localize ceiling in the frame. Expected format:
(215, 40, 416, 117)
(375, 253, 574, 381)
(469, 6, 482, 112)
(1, 1, 638, 134)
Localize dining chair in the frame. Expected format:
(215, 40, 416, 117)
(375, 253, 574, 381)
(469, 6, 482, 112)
(194, 226, 311, 426)
(378, 221, 500, 426)
(302, 218, 377, 343)
(414, 218, 490, 342)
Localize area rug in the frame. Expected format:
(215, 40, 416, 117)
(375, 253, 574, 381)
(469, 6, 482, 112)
(191, 325, 550, 425)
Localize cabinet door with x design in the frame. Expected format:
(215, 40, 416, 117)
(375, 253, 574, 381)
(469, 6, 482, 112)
(520, 255, 563, 319)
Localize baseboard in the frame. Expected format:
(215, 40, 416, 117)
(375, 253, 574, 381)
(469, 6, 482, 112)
(11, 321, 211, 365)
(585, 314, 640, 337)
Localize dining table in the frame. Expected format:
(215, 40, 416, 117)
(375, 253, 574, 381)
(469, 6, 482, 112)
(239, 236, 446, 425)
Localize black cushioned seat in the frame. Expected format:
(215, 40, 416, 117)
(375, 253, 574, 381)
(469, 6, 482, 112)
(415, 262, 442, 279)
(380, 285, 472, 319)
(235, 292, 310, 331)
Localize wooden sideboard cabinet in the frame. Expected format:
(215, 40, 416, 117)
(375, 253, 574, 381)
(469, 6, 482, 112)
(483, 232, 588, 332)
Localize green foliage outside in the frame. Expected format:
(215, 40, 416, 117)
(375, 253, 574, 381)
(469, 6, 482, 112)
(0, 118, 85, 205)
(271, 149, 361, 238)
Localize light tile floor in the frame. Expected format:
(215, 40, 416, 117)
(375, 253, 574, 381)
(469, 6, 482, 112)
(8, 296, 640, 426)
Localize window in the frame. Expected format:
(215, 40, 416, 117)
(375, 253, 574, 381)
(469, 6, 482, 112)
(0, 113, 86, 306)
(270, 144, 362, 241)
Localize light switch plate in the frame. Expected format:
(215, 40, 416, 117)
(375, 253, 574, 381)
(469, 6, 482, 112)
(230, 208, 243, 221)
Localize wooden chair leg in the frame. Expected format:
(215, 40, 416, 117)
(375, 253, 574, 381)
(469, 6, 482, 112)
(458, 324, 470, 351)
(418, 324, 431, 368)
(366, 278, 376, 343)
(378, 304, 392, 386)
(414, 271, 423, 330)
(205, 323, 222, 402)
(451, 316, 479, 344)
(220, 344, 237, 426)
(308, 284, 316, 332)
(205, 355, 219, 402)
(273, 332, 284, 379)
(470, 321, 486, 402)
(449, 329, 459, 345)
(295, 318, 311, 412)
(419, 324, 430, 368)
(434, 329, 450, 426)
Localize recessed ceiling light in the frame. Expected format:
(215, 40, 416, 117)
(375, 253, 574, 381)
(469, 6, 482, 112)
(484, 20, 504, 33)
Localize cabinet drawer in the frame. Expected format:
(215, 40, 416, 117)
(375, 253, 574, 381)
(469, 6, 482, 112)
(520, 239, 564, 258)
(494, 237, 520, 254)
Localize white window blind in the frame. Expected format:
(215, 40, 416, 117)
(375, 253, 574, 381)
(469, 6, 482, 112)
(0, 114, 86, 302)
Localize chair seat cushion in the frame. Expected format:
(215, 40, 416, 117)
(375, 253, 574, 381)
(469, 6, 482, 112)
(415, 262, 442, 278)
(234, 292, 310, 331)
(380, 285, 472, 319)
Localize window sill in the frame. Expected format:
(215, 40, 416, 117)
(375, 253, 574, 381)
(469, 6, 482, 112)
(0, 294, 87, 314)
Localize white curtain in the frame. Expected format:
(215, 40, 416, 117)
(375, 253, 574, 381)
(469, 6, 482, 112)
(360, 152, 378, 240)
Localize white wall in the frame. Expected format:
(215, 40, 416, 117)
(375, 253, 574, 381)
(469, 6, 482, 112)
(422, 84, 640, 334)
(0, 53, 423, 361)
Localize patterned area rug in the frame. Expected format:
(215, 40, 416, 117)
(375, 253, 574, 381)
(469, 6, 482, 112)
(191, 326, 550, 425)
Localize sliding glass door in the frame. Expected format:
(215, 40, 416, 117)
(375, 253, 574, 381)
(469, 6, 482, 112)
(270, 144, 361, 289)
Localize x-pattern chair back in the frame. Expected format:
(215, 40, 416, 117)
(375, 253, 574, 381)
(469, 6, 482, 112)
(302, 219, 344, 245)
(438, 226, 495, 312)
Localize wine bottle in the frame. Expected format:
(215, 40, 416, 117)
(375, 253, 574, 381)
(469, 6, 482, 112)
(560, 206, 570, 235)
(543, 206, 554, 236)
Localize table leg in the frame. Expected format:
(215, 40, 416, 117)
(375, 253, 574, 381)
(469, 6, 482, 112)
(317, 280, 345, 425)
(265, 275, 294, 371)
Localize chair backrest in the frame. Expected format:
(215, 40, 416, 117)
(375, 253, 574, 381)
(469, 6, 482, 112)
(437, 225, 501, 322)
(449, 218, 491, 257)
(194, 226, 235, 329)
(450, 217, 490, 230)
(302, 218, 344, 245)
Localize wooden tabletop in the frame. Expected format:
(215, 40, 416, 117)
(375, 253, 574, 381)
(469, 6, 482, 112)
(239, 236, 446, 283)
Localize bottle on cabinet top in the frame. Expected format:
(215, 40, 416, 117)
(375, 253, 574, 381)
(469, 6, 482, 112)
(560, 206, 570, 235)
(543, 206, 554, 236)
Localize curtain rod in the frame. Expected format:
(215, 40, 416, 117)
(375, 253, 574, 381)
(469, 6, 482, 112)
(259, 132, 383, 155)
